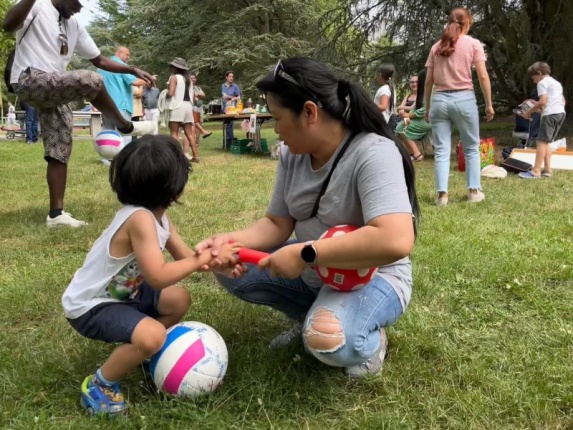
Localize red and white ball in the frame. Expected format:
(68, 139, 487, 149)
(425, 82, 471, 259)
(316, 225, 377, 292)
(150, 321, 228, 398)
(94, 130, 123, 160)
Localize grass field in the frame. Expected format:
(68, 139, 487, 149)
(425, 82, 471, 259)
(1, 119, 573, 429)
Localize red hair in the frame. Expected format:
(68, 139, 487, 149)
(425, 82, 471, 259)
(437, 8, 473, 57)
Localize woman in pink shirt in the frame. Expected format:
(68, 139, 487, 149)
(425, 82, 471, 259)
(424, 8, 494, 207)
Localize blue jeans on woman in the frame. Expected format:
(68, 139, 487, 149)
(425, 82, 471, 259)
(215, 253, 404, 368)
(430, 90, 481, 192)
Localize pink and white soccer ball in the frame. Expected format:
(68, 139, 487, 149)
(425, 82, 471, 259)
(316, 225, 377, 292)
(94, 130, 123, 160)
(150, 321, 228, 397)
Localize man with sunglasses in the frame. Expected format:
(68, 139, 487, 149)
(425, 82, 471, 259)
(3, 0, 156, 228)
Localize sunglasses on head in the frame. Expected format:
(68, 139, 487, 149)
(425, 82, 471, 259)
(59, 32, 68, 56)
(58, 16, 68, 56)
(273, 60, 322, 108)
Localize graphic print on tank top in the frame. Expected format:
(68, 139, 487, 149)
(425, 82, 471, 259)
(107, 260, 144, 300)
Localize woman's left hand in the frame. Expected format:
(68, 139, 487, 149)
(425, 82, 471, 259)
(258, 243, 307, 279)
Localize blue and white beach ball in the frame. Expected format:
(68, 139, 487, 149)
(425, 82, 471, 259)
(150, 321, 228, 397)
(94, 130, 123, 160)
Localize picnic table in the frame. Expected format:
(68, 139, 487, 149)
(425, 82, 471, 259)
(205, 113, 273, 152)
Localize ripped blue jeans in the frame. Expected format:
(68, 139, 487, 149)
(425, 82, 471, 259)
(215, 264, 404, 368)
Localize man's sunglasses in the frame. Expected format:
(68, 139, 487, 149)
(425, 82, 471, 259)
(59, 32, 68, 56)
(58, 17, 68, 56)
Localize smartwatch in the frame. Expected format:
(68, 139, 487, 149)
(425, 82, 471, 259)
(300, 241, 318, 266)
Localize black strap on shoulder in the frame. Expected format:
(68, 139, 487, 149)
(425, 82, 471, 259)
(310, 131, 359, 219)
(18, 14, 38, 46)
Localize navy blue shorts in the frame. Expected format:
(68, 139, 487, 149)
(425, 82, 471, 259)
(67, 281, 161, 344)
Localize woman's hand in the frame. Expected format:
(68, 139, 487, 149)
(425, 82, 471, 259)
(194, 233, 234, 270)
(485, 106, 495, 122)
(206, 242, 246, 278)
(215, 264, 248, 278)
(215, 242, 243, 266)
(258, 243, 307, 279)
(424, 110, 430, 123)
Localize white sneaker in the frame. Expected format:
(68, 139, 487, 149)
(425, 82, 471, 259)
(344, 328, 388, 378)
(468, 190, 485, 203)
(46, 211, 88, 228)
(184, 153, 192, 160)
(126, 121, 156, 137)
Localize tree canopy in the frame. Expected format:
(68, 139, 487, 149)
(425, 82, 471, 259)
(86, 0, 329, 101)
(1, 0, 571, 112)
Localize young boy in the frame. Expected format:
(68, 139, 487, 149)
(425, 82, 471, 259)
(519, 62, 566, 179)
(62, 135, 240, 416)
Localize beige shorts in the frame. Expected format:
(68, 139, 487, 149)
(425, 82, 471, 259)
(169, 101, 194, 124)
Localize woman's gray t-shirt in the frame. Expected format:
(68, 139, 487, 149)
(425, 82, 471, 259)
(267, 132, 414, 310)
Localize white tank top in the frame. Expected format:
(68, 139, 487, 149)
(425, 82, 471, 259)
(62, 206, 170, 319)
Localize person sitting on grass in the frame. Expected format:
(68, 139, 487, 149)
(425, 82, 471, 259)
(519, 62, 566, 179)
(396, 74, 418, 115)
(195, 57, 419, 378)
(395, 69, 432, 162)
(61, 135, 240, 416)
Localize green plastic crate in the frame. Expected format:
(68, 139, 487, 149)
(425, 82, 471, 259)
(231, 144, 253, 155)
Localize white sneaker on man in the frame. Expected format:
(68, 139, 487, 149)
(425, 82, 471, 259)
(46, 211, 88, 228)
(127, 121, 156, 137)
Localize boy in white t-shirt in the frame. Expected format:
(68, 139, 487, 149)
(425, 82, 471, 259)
(62, 135, 240, 415)
(519, 62, 566, 179)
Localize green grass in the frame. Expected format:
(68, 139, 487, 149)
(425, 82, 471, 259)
(1, 122, 573, 429)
